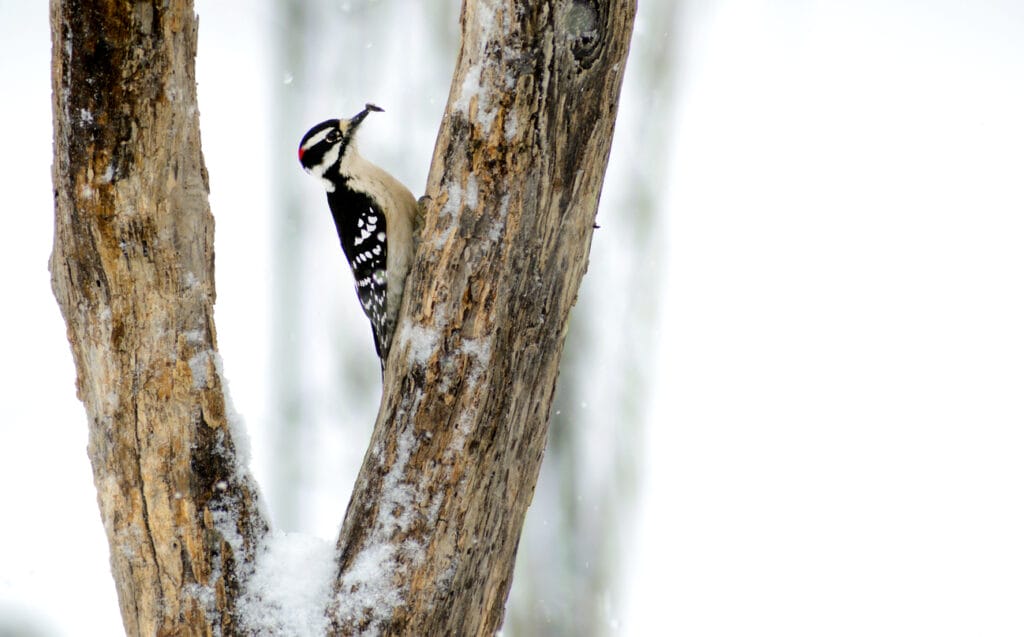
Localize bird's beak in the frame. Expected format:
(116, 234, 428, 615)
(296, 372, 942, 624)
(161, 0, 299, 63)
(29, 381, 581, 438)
(349, 103, 384, 129)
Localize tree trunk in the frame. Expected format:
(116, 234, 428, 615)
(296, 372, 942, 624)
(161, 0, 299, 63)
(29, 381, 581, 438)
(49, 1, 267, 634)
(51, 0, 635, 634)
(507, 1, 677, 632)
(328, 1, 636, 635)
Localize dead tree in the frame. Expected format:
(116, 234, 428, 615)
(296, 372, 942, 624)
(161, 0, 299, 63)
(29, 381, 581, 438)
(49, 0, 635, 634)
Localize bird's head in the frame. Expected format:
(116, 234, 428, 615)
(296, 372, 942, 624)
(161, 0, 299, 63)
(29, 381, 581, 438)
(298, 103, 383, 183)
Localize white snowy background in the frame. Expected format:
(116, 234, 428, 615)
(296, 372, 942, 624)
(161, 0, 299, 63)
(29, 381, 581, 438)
(2, 0, 1023, 635)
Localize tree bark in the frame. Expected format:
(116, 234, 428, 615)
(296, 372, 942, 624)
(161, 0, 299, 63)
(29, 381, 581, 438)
(507, 1, 676, 632)
(328, 1, 636, 635)
(49, 1, 267, 635)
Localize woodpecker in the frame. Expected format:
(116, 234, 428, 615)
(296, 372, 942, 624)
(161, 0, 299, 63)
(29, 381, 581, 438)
(298, 104, 418, 371)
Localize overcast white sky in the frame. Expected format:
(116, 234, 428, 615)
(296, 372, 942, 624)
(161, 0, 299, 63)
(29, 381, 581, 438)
(2, 1, 1023, 635)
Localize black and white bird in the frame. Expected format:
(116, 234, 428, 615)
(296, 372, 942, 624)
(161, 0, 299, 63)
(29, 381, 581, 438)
(298, 104, 419, 371)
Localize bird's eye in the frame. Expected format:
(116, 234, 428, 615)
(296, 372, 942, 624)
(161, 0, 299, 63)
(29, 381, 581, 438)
(326, 130, 342, 143)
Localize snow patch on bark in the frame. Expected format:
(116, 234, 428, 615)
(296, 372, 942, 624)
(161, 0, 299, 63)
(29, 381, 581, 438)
(452, 0, 510, 133)
(451, 336, 494, 454)
(465, 174, 479, 211)
(430, 182, 463, 250)
(460, 336, 492, 388)
(188, 350, 211, 389)
(441, 181, 463, 219)
(335, 424, 429, 634)
(213, 352, 255, 470)
(239, 532, 334, 636)
(398, 322, 438, 367)
(335, 544, 404, 631)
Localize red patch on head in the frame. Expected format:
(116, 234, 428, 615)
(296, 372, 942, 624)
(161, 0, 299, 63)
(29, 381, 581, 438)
(298, 146, 305, 162)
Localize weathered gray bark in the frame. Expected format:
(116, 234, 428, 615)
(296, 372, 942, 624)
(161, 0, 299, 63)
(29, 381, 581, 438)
(51, 0, 634, 635)
(328, 1, 636, 634)
(49, 1, 267, 634)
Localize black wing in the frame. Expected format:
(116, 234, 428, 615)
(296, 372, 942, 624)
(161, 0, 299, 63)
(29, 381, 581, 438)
(326, 186, 390, 365)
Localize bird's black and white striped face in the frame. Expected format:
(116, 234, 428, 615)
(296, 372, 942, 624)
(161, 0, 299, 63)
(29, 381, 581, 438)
(297, 104, 383, 191)
(297, 119, 347, 188)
